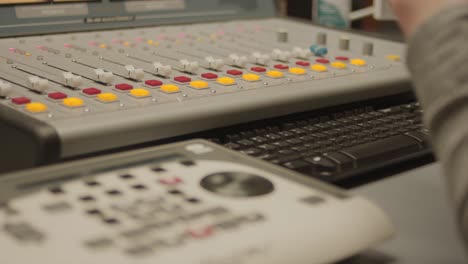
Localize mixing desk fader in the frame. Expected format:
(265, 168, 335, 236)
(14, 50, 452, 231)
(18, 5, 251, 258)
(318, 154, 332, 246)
(0, 0, 410, 174)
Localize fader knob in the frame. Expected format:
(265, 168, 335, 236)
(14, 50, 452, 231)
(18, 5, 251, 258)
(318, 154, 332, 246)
(271, 49, 292, 62)
(316, 32, 327, 45)
(250, 52, 270, 66)
(339, 36, 350, 51)
(204, 57, 224, 71)
(227, 54, 248, 68)
(0, 81, 12, 98)
(179, 59, 199, 74)
(292, 47, 312, 59)
(62, 72, 83, 88)
(277, 29, 288, 43)
(28, 76, 49, 93)
(125, 65, 145, 81)
(363, 42, 374, 56)
(94, 69, 114, 85)
(153, 62, 172, 78)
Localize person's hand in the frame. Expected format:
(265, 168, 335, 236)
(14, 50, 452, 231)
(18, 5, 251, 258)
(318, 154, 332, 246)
(390, 0, 467, 38)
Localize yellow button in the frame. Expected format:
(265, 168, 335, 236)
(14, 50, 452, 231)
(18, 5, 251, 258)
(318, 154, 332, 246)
(289, 67, 307, 75)
(97, 93, 118, 102)
(386, 55, 401, 61)
(350, 59, 367, 66)
(310, 64, 328, 72)
(130, 88, 151, 97)
(266, 70, 284, 78)
(331, 62, 347, 69)
(216, 76, 236, 86)
(63, 97, 84, 107)
(160, 84, 180, 93)
(25, 102, 48, 113)
(25, 52, 31, 56)
(123, 41, 130, 47)
(147, 40, 154, 45)
(189, 80, 209, 89)
(99, 44, 107, 49)
(242, 73, 260, 82)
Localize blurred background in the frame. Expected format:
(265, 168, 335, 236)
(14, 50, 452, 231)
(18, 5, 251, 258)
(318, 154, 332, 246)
(278, 0, 403, 41)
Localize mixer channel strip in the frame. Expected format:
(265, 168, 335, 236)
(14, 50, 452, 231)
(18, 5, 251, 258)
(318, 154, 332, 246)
(203, 101, 431, 185)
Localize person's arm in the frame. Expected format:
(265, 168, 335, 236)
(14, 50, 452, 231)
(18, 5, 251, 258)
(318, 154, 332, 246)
(391, 0, 468, 248)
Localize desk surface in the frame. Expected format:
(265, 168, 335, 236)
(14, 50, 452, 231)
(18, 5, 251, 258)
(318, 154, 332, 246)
(347, 163, 466, 263)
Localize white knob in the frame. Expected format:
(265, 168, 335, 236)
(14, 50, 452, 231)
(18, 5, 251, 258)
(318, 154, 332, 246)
(0, 81, 12, 97)
(125, 65, 145, 81)
(62, 72, 82, 88)
(227, 54, 248, 68)
(152, 62, 172, 78)
(179, 59, 199, 73)
(204, 56, 224, 71)
(251, 52, 270, 66)
(271, 49, 291, 62)
(94, 69, 114, 84)
(292, 47, 311, 59)
(28, 76, 49, 93)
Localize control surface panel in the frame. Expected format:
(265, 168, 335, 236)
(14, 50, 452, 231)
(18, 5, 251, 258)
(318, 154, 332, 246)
(0, 18, 408, 173)
(0, 139, 394, 264)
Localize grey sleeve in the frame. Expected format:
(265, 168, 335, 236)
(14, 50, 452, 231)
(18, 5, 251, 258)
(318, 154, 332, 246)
(406, 4, 468, 248)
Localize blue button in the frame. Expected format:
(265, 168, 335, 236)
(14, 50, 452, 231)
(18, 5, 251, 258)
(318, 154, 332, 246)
(310, 45, 328, 56)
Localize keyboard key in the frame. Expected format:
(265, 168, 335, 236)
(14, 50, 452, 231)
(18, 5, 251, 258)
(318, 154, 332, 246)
(304, 156, 338, 176)
(339, 135, 420, 167)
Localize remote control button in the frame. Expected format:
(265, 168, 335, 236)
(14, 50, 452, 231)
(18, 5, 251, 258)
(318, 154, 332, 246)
(160, 84, 180, 93)
(25, 102, 48, 113)
(201, 172, 274, 197)
(63, 97, 84, 107)
(216, 76, 236, 86)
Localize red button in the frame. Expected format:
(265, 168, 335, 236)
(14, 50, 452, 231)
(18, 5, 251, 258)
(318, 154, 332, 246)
(188, 227, 214, 239)
(227, 69, 243, 76)
(11, 97, 31, 105)
(335, 56, 349, 61)
(82, 88, 101, 95)
(174, 76, 192, 83)
(145, 80, 163, 87)
(201, 73, 218, 79)
(296, 61, 310, 67)
(159, 177, 183, 185)
(48, 92, 67, 100)
(115, 83, 133, 91)
(251, 67, 266, 73)
(316, 58, 330, 64)
(274, 64, 289, 70)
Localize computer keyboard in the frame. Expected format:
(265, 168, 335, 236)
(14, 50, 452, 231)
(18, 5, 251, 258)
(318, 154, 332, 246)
(197, 95, 431, 185)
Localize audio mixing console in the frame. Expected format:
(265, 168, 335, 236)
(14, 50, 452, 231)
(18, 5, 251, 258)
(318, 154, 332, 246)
(0, 16, 410, 173)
